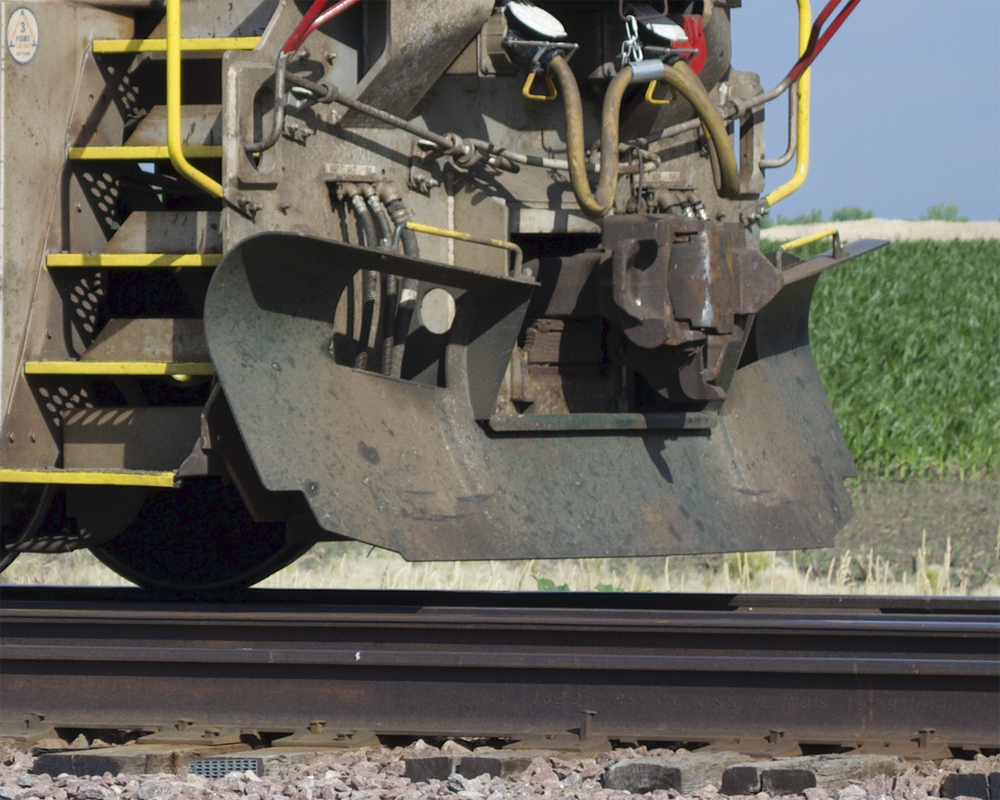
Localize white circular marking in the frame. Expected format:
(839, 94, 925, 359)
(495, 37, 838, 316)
(6, 7, 39, 65)
(418, 288, 457, 335)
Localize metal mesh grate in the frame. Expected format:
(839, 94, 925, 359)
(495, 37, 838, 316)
(187, 757, 262, 778)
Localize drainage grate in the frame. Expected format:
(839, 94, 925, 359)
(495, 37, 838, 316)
(187, 757, 263, 778)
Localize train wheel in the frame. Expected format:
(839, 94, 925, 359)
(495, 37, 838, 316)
(92, 477, 309, 593)
(0, 483, 57, 572)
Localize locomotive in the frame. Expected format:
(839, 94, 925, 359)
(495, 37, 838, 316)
(0, 0, 872, 592)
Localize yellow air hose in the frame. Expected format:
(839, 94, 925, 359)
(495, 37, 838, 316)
(547, 55, 740, 218)
(547, 56, 631, 219)
(658, 60, 740, 200)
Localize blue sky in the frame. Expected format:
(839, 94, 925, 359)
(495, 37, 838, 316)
(729, 0, 1000, 221)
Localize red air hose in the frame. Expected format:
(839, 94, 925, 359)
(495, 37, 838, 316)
(786, 0, 862, 83)
(282, 0, 329, 54)
(282, 0, 364, 55)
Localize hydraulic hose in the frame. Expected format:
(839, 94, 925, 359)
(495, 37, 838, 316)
(547, 55, 631, 218)
(547, 56, 740, 217)
(380, 187, 420, 380)
(362, 186, 398, 376)
(656, 60, 740, 200)
(343, 184, 379, 370)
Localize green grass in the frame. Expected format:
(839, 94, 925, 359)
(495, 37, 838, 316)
(763, 239, 1000, 478)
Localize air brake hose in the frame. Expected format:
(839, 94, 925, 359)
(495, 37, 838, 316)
(547, 55, 630, 219)
(547, 56, 740, 217)
(658, 60, 740, 200)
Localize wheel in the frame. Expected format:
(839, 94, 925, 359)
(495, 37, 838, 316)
(0, 483, 57, 572)
(92, 477, 309, 594)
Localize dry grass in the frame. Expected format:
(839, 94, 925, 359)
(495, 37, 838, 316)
(5, 527, 998, 596)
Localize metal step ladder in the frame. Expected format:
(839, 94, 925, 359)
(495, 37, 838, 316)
(5, 6, 260, 488)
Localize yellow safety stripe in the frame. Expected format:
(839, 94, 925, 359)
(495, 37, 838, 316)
(68, 145, 221, 160)
(47, 253, 221, 268)
(24, 362, 215, 376)
(0, 469, 176, 488)
(93, 36, 260, 53)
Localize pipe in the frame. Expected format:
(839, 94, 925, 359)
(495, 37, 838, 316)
(243, 52, 288, 154)
(323, 85, 456, 152)
(165, 0, 223, 197)
(765, 0, 812, 207)
(396, 221, 523, 277)
(760, 86, 798, 169)
(547, 55, 632, 218)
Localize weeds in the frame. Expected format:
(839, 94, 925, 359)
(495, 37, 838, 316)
(5, 534, 997, 596)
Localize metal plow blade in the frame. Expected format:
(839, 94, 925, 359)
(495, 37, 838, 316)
(204, 232, 855, 561)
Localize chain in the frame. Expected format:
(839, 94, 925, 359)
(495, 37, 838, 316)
(620, 15, 643, 66)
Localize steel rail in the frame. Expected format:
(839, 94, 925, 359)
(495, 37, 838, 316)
(2, 589, 997, 749)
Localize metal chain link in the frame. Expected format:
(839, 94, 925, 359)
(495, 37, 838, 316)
(620, 15, 643, 66)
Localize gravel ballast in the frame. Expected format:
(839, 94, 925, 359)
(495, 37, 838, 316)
(3, 742, 999, 800)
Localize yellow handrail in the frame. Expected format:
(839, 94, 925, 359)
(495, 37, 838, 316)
(778, 227, 839, 252)
(764, 0, 811, 207)
(402, 221, 524, 276)
(166, 0, 223, 198)
(68, 145, 221, 160)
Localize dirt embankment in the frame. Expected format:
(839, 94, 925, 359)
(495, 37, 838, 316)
(763, 218, 1000, 242)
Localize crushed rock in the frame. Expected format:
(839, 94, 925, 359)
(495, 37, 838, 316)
(0, 744, 997, 800)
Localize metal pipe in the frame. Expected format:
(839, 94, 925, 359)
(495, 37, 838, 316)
(393, 221, 523, 278)
(324, 86, 456, 152)
(165, 0, 223, 197)
(243, 52, 288, 154)
(765, 0, 812, 207)
(760, 86, 798, 169)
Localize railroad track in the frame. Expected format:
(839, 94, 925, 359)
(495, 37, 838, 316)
(1, 588, 997, 755)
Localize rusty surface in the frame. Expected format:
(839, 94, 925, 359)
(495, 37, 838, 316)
(204, 231, 856, 561)
(1, 588, 998, 748)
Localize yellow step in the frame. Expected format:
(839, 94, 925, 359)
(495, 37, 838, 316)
(24, 361, 214, 377)
(68, 145, 221, 160)
(0, 468, 176, 488)
(47, 253, 221, 268)
(93, 36, 260, 53)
